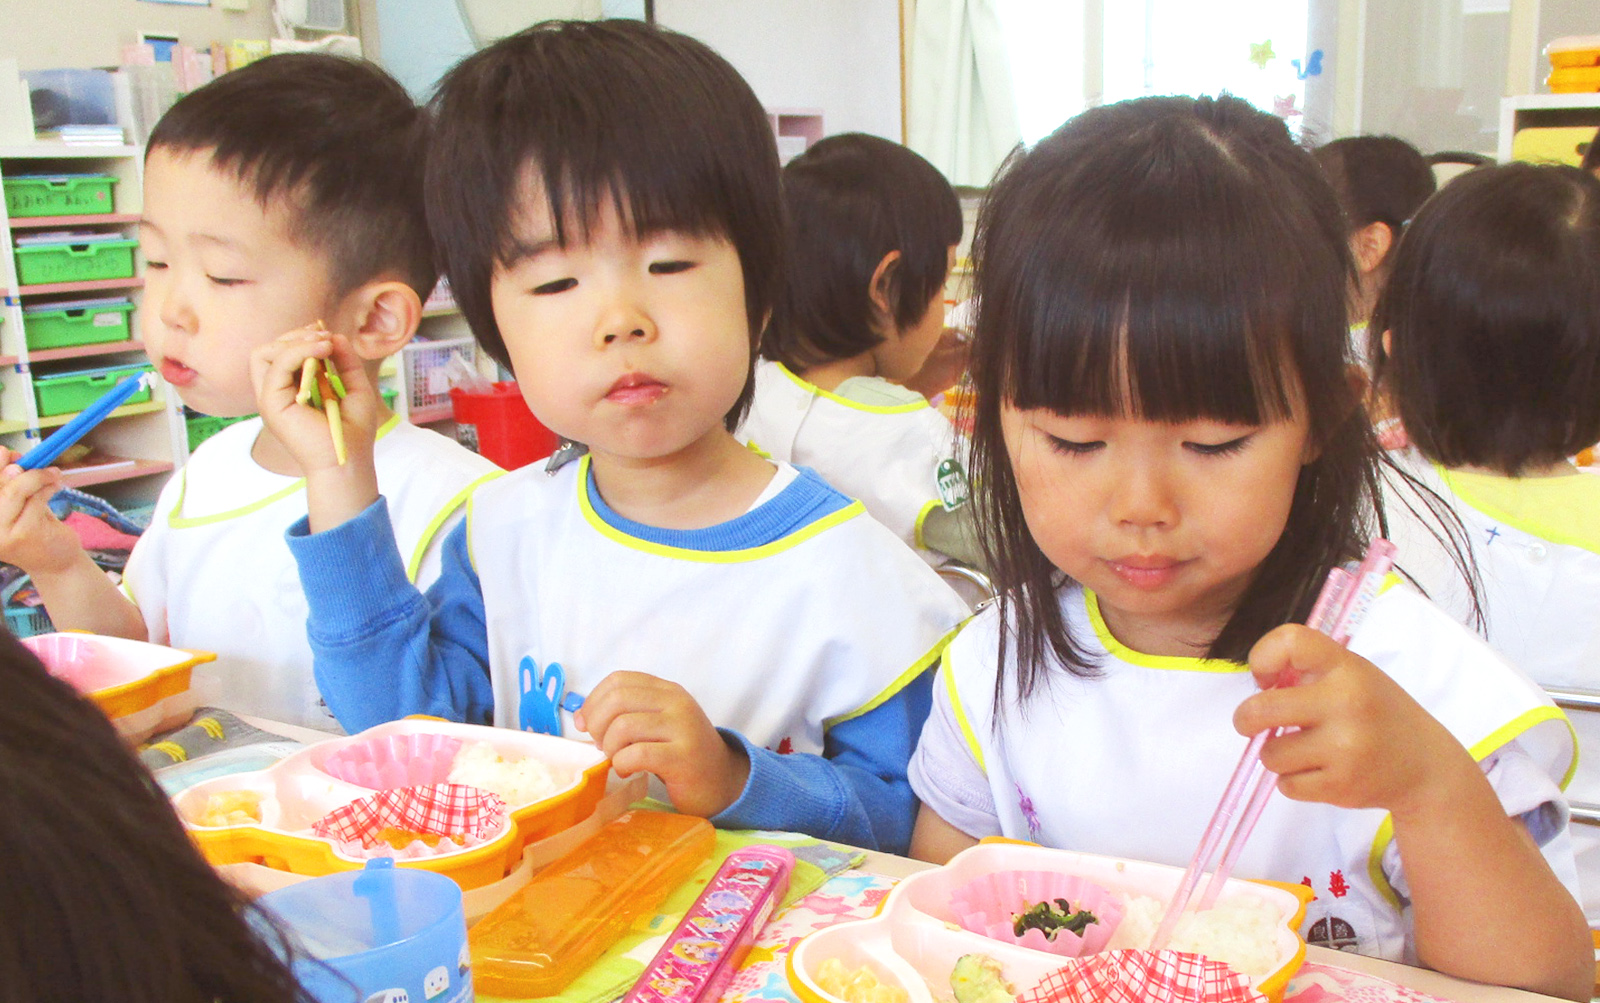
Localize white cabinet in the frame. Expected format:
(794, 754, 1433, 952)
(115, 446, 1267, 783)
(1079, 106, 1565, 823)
(0, 141, 186, 509)
(1497, 93, 1600, 165)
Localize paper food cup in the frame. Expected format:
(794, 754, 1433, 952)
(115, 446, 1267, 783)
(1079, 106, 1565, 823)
(313, 783, 507, 860)
(318, 731, 464, 790)
(1016, 949, 1265, 1003)
(949, 870, 1123, 958)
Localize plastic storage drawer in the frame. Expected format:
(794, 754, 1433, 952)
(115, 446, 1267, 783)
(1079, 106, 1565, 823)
(185, 412, 253, 452)
(34, 363, 153, 417)
(22, 298, 134, 350)
(3, 174, 117, 218)
(13, 238, 138, 286)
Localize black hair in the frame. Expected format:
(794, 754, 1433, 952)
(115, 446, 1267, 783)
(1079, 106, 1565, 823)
(970, 94, 1386, 694)
(425, 19, 784, 430)
(0, 632, 315, 1003)
(1312, 135, 1436, 264)
(1372, 162, 1600, 475)
(147, 53, 435, 302)
(762, 133, 961, 371)
(1583, 126, 1600, 174)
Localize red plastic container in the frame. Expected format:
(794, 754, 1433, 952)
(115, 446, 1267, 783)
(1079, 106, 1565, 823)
(449, 382, 559, 469)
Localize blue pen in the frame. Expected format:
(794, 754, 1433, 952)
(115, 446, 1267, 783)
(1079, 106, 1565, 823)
(16, 371, 152, 471)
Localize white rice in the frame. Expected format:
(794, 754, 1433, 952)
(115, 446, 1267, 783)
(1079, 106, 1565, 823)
(1107, 893, 1283, 978)
(446, 741, 567, 806)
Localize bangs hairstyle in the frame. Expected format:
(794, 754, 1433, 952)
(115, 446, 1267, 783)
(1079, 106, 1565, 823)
(1312, 135, 1436, 247)
(969, 94, 1381, 693)
(425, 19, 784, 429)
(763, 133, 962, 370)
(0, 632, 315, 1003)
(146, 53, 435, 300)
(1373, 162, 1600, 474)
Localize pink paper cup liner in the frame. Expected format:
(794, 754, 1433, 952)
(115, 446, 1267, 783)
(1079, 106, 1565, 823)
(312, 782, 507, 860)
(1015, 949, 1264, 1003)
(319, 732, 463, 790)
(949, 870, 1123, 958)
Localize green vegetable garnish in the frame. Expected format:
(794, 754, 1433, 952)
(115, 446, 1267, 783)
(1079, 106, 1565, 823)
(1010, 898, 1097, 940)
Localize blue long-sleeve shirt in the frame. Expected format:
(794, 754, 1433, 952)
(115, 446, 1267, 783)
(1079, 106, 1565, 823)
(287, 465, 942, 853)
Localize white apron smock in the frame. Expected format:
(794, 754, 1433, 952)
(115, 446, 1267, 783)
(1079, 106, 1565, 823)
(738, 359, 970, 567)
(123, 416, 501, 731)
(1385, 450, 1600, 922)
(937, 583, 1574, 963)
(467, 454, 969, 752)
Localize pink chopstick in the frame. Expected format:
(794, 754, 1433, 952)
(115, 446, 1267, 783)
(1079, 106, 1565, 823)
(1149, 539, 1397, 948)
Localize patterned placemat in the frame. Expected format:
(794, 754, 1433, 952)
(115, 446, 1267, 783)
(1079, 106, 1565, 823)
(718, 870, 1454, 1003)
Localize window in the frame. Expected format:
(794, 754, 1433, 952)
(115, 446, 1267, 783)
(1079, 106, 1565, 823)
(997, 0, 1318, 145)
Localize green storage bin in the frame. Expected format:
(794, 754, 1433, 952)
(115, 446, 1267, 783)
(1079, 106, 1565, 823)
(22, 298, 134, 349)
(13, 238, 138, 286)
(34, 363, 153, 417)
(3, 174, 117, 218)
(185, 412, 254, 451)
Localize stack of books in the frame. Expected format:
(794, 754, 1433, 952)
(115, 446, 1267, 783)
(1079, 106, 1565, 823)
(38, 124, 125, 145)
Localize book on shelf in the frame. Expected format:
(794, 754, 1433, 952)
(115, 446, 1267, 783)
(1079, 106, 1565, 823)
(35, 124, 126, 145)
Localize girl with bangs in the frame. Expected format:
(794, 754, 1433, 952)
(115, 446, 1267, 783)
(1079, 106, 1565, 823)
(907, 95, 1591, 999)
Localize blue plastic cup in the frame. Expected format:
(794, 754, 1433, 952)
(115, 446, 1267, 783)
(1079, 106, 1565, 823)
(258, 859, 473, 1003)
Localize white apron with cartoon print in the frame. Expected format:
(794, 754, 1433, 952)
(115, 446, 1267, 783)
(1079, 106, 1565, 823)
(940, 582, 1573, 963)
(468, 455, 968, 753)
(122, 416, 501, 731)
(738, 359, 969, 567)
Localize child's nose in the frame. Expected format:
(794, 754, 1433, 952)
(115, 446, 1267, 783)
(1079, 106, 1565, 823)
(594, 297, 657, 347)
(1110, 462, 1178, 529)
(153, 281, 198, 337)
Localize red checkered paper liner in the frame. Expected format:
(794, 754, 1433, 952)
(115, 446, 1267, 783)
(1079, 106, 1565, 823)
(1016, 949, 1266, 1003)
(312, 782, 507, 848)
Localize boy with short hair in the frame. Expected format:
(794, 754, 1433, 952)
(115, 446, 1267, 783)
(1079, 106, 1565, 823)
(0, 54, 500, 731)
(259, 21, 968, 851)
(741, 133, 979, 570)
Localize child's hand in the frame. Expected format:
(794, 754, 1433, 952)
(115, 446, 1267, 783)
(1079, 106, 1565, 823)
(573, 670, 751, 818)
(0, 455, 78, 574)
(1234, 624, 1478, 821)
(252, 327, 384, 475)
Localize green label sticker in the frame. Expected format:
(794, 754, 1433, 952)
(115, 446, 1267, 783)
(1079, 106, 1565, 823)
(936, 457, 970, 511)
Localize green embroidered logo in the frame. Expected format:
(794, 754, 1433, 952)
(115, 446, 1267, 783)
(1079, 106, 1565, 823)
(936, 457, 970, 511)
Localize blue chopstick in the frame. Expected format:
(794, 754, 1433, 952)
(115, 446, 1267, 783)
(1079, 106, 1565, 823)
(16, 372, 152, 471)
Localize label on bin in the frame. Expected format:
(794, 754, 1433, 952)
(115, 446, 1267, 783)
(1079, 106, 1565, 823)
(92, 313, 119, 327)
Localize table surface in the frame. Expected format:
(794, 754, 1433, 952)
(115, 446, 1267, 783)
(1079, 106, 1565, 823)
(236, 716, 1576, 1003)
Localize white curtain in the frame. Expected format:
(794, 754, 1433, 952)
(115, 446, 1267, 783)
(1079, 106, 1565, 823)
(907, 0, 1022, 188)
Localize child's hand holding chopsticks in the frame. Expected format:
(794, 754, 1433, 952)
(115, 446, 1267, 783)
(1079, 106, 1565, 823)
(1235, 624, 1472, 816)
(251, 324, 387, 531)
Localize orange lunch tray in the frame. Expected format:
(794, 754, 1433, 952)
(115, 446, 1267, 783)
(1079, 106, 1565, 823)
(788, 842, 1312, 1003)
(172, 719, 609, 890)
(23, 632, 214, 743)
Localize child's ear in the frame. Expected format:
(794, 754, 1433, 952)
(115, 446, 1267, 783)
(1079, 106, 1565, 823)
(1350, 222, 1394, 276)
(343, 280, 423, 361)
(868, 251, 902, 333)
